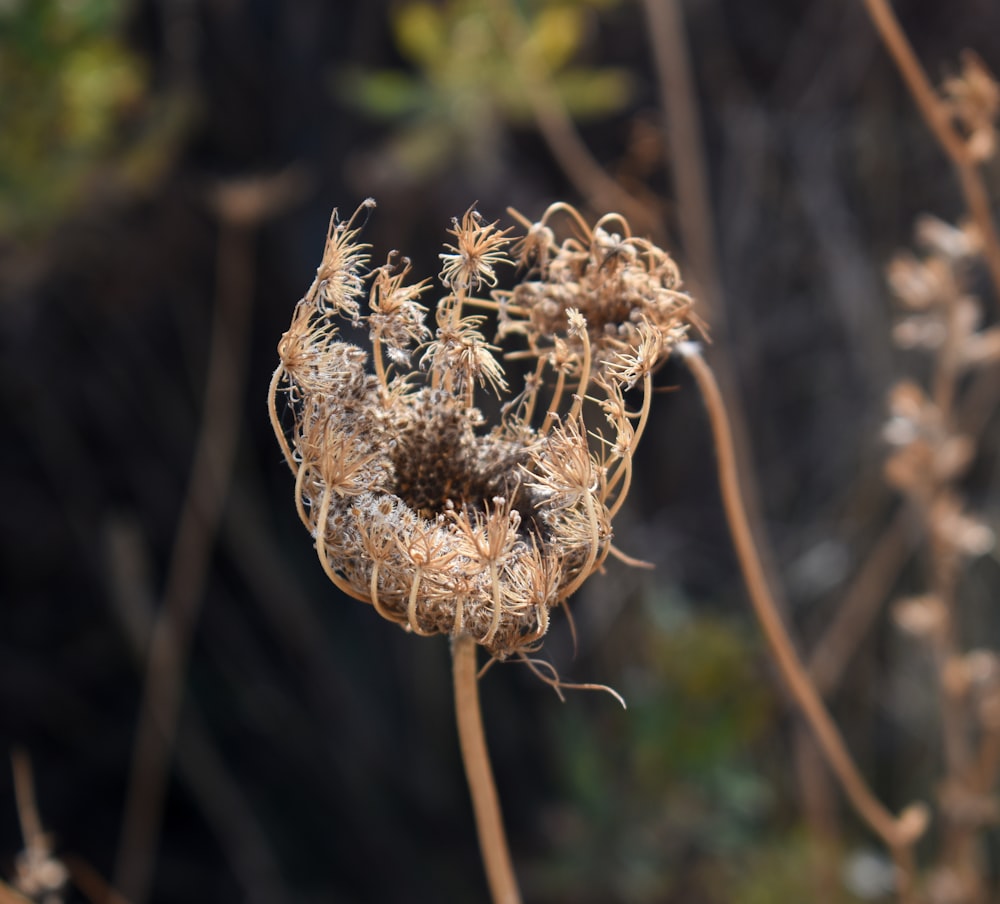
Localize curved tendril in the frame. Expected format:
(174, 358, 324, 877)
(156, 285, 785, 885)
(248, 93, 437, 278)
(406, 568, 434, 636)
(593, 212, 632, 238)
(541, 367, 567, 435)
(268, 366, 296, 469)
(558, 489, 602, 602)
(315, 488, 370, 604)
(370, 560, 394, 622)
(516, 654, 626, 709)
(538, 201, 592, 242)
(293, 459, 313, 529)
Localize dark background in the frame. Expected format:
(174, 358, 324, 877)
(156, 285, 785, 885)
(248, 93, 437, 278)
(1, 1, 999, 901)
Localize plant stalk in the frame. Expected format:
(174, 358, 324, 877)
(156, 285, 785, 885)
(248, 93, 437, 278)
(682, 345, 924, 900)
(452, 634, 522, 904)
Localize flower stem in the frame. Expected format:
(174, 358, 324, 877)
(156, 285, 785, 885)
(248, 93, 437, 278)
(452, 634, 522, 904)
(681, 345, 925, 897)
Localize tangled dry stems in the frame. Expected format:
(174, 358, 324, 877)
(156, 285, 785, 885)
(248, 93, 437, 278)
(269, 200, 696, 660)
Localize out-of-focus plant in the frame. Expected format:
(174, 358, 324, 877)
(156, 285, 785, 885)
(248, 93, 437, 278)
(528, 593, 778, 902)
(0, 0, 188, 240)
(336, 0, 632, 180)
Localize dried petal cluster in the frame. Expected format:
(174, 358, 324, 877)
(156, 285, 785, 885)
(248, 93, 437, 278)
(269, 201, 694, 659)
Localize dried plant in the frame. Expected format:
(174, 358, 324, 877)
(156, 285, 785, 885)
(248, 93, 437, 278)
(883, 213, 999, 904)
(268, 200, 695, 662)
(268, 199, 695, 900)
(858, 7, 1000, 900)
(3, 752, 67, 904)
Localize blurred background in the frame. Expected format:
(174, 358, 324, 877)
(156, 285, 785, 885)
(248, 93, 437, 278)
(1, 0, 999, 901)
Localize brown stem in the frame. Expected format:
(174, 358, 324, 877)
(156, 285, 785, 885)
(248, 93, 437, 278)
(114, 218, 255, 904)
(640, 0, 724, 324)
(11, 750, 44, 854)
(682, 345, 925, 893)
(113, 169, 305, 904)
(861, 0, 1000, 301)
(452, 634, 522, 904)
(807, 505, 913, 696)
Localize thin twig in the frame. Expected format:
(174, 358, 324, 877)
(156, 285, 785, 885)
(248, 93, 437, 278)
(485, 0, 659, 235)
(452, 634, 521, 904)
(104, 515, 291, 904)
(11, 751, 44, 856)
(861, 0, 1000, 301)
(807, 505, 914, 696)
(681, 344, 925, 900)
(114, 170, 305, 904)
(641, 0, 794, 624)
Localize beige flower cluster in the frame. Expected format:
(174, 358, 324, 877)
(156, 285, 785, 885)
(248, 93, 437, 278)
(268, 200, 695, 659)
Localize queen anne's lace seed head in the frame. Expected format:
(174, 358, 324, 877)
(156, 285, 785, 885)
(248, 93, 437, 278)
(268, 201, 696, 659)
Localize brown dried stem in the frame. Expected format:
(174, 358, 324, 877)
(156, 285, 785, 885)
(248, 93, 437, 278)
(115, 171, 304, 904)
(682, 344, 925, 900)
(807, 505, 914, 696)
(861, 0, 1000, 300)
(452, 634, 522, 904)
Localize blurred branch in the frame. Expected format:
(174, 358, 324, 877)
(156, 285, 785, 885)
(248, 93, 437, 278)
(113, 169, 306, 904)
(682, 344, 927, 902)
(486, 0, 660, 235)
(807, 506, 914, 696)
(861, 0, 1000, 302)
(103, 517, 291, 904)
(641, 0, 793, 622)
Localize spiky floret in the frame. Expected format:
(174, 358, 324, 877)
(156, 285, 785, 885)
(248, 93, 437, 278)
(269, 201, 695, 659)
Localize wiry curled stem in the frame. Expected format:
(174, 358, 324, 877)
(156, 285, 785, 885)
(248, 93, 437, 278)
(681, 343, 927, 901)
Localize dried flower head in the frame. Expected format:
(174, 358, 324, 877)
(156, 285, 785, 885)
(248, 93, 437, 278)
(269, 201, 695, 659)
(941, 50, 1000, 162)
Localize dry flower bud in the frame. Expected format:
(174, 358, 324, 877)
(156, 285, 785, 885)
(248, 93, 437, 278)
(965, 650, 1000, 688)
(892, 594, 947, 639)
(886, 252, 953, 310)
(931, 496, 995, 558)
(915, 214, 981, 260)
(941, 50, 1000, 163)
(934, 434, 975, 482)
(883, 441, 934, 496)
(892, 314, 947, 349)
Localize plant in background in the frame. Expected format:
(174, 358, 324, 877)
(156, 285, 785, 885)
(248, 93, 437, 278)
(336, 0, 632, 180)
(0, 0, 144, 236)
(0, 0, 191, 241)
(884, 213, 999, 904)
(268, 199, 695, 900)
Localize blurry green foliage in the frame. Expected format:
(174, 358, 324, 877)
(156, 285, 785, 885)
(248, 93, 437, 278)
(529, 592, 789, 901)
(0, 0, 149, 236)
(336, 0, 632, 178)
(734, 833, 863, 904)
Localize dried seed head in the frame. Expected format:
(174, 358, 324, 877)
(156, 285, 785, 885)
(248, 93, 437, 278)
(269, 200, 695, 658)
